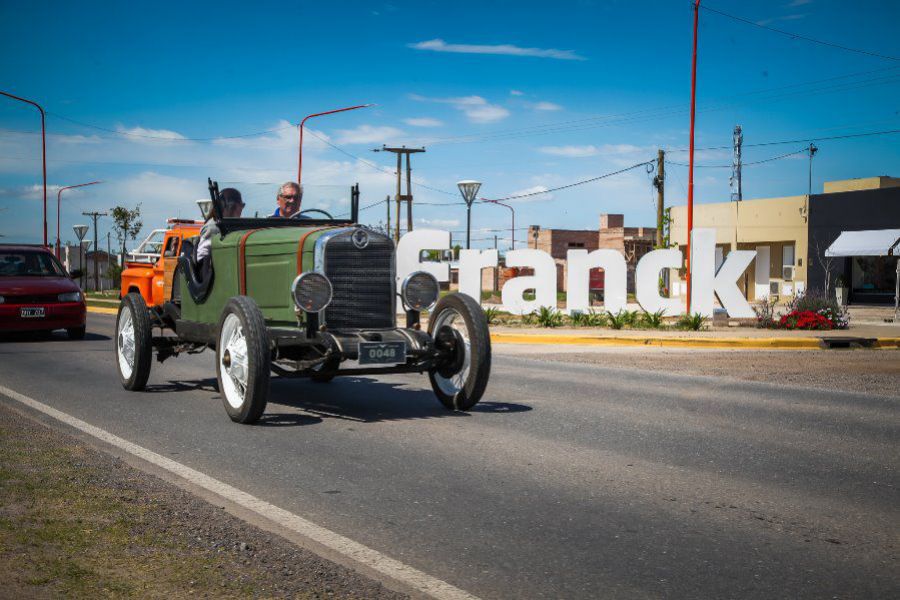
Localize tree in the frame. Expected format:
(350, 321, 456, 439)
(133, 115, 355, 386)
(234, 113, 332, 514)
(110, 204, 143, 260)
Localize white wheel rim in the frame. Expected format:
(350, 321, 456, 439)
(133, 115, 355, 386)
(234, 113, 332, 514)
(433, 308, 471, 396)
(117, 307, 135, 379)
(219, 313, 249, 409)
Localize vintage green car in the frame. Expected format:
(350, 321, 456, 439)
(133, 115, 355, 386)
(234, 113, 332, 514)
(114, 181, 491, 423)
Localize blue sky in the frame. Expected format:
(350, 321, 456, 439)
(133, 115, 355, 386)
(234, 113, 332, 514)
(1, 0, 898, 249)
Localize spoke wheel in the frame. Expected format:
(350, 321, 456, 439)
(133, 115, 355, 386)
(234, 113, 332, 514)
(216, 296, 270, 424)
(428, 293, 491, 411)
(116, 293, 152, 390)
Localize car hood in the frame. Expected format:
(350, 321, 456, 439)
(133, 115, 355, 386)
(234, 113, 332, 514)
(0, 276, 80, 295)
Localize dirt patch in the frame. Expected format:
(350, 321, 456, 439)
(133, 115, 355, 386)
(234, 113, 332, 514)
(0, 403, 406, 599)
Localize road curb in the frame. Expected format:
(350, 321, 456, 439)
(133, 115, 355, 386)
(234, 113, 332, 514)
(490, 332, 900, 349)
(85, 307, 898, 349)
(87, 305, 118, 315)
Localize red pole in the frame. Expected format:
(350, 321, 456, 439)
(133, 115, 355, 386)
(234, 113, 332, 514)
(1, 90, 47, 246)
(56, 181, 103, 257)
(297, 104, 373, 185)
(686, 0, 701, 314)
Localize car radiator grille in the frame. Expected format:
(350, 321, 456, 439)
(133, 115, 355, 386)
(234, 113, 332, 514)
(322, 230, 395, 330)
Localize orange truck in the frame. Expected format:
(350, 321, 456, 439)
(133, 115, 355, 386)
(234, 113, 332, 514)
(120, 219, 203, 307)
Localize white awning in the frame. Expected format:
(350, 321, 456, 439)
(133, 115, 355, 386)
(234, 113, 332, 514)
(825, 229, 900, 257)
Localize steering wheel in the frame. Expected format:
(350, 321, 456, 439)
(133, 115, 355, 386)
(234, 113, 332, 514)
(294, 208, 333, 219)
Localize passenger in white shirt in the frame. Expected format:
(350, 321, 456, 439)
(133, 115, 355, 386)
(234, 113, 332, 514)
(197, 188, 244, 261)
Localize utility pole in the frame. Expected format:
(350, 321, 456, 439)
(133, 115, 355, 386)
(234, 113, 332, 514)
(807, 143, 818, 196)
(730, 125, 742, 202)
(385, 195, 391, 235)
(379, 146, 426, 241)
(82, 211, 107, 292)
(686, 0, 701, 314)
(654, 149, 665, 248)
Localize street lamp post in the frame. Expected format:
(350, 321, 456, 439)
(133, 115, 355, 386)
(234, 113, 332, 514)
(297, 104, 374, 185)
(457, 180, 482, 250)
(56, 181, 102, 258)
(1, 90, 47, 247)
(484, 199, 515, 250)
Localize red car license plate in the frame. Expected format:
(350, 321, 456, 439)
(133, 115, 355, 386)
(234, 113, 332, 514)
(20, 307, 46, 318)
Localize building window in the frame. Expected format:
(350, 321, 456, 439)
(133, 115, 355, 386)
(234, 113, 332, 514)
(782, 244, 795, 268)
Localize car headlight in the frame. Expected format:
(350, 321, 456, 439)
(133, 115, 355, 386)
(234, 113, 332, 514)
(58, 291, 82, 303)
(401, 271, 440, 311)
(291, 272, 332, 313)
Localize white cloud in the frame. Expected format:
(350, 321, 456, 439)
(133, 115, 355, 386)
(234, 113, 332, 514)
(507, 185, 554, 203)
(417, 217, 460, 228)
(539, 145, 600, 157)
(334, 124, 404, 145)
(410, 94, 510, 124)
(408, 39, 585, 61)
(532, 101, 562, 111)
(115, 125, 188, 144)
(510, 89, 524, 96)
(403, 117, 443, 128)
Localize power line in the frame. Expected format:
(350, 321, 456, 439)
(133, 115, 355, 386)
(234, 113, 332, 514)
(700, 3, 900, 62)
(487, 161, 655, 202)
(667, 147, 809, 168)
(46, 112, 296, 141)
(666, 128, 900, 152)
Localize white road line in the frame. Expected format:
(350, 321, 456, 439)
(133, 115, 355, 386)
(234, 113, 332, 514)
(0, 384, 479, 600)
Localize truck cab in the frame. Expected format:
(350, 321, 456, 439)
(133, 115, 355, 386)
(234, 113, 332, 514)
(120, 219, 203, 307)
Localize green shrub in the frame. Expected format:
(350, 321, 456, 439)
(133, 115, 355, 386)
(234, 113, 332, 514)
(676, 312, 707, 331)
(483, 306, 500, 325)
(639, 309, 666, 329)
(784, 291, 849, 329)
(570, 309, 607, 327)
(533, 306, 564, 328)
(607, 310, 628, 330)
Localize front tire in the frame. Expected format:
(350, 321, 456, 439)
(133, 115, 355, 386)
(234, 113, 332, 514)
(428, 293, 491, 410)
(216, 296, 270, 424)
(116, 293, 152, 390)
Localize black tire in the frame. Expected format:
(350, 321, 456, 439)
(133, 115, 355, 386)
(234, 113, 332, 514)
(216, 296, 271, 424)
(427, 292, 491, 410)
(67, 325, 86, 340)
(116, 293, 153, 391)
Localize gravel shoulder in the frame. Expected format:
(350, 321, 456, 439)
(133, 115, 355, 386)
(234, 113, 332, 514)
(494, 345, 900, 398)
(0, 402, 406, 599)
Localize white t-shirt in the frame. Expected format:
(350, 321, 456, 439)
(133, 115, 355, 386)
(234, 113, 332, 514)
(196, 219, 218, 261)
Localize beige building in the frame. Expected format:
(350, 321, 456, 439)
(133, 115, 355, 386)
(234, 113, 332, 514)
(669, 195, 810, 301)
(668, 176, 900, 302)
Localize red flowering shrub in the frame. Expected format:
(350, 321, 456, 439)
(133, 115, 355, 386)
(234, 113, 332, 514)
(778, 310, 834, 330)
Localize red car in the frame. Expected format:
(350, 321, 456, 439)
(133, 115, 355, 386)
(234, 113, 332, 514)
(0, 244, 87, 339)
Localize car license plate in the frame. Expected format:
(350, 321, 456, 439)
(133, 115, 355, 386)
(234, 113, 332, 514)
(358, 341, 406, 365)
(20, 307, 46, 318)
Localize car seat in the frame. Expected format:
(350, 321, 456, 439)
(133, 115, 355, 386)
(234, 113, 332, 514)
(177, 237, 213, 303)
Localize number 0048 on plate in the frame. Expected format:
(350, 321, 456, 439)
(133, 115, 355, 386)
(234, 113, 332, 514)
(358, 341, 406, 365)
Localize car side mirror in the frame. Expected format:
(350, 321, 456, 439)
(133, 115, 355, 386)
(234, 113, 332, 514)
(69, 269, 83, 279)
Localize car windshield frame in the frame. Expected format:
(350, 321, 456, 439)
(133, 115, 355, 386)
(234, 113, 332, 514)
(208, 180, 360, 236)
(0, 249, 68, 278)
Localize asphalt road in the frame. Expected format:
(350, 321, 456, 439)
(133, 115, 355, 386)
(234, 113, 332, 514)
(1, 313, 898, 599)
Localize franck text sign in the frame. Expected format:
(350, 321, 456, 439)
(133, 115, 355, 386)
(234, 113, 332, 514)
(396, 228, 756, 319)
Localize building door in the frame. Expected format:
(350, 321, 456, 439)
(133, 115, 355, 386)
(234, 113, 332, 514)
(754, 246, 770, 300)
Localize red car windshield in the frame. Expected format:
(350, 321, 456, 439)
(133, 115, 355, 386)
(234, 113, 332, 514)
(0, 250, 67, 277)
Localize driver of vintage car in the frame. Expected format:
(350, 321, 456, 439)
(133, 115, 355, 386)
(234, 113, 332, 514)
(271, 182, 302, 218)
